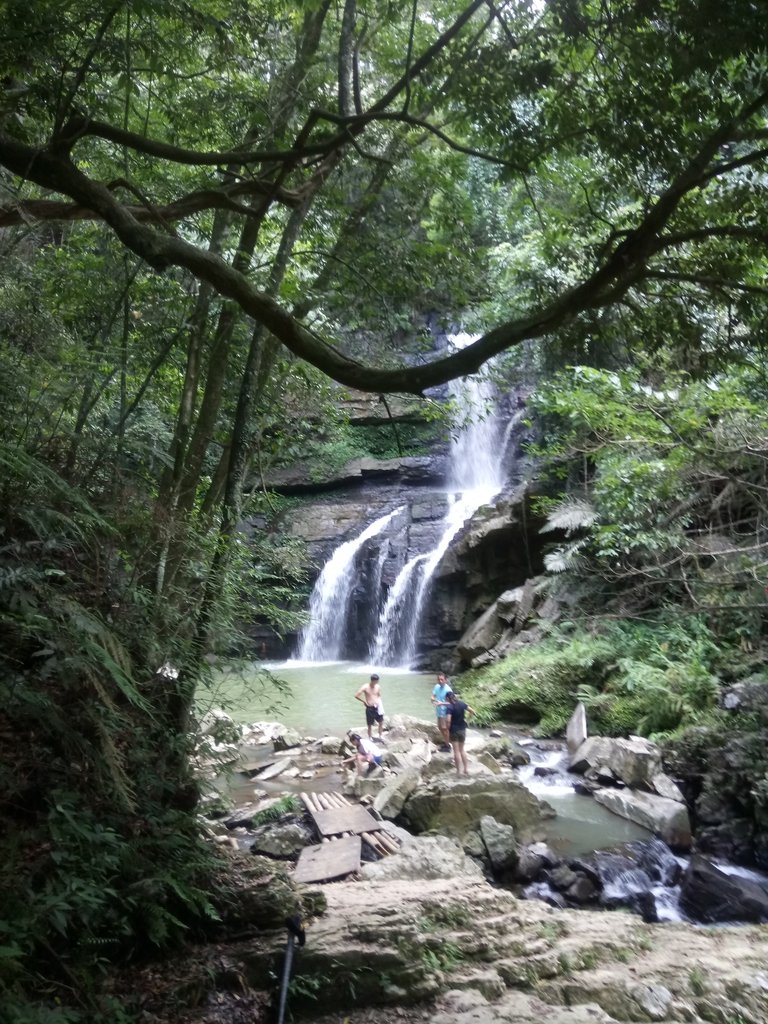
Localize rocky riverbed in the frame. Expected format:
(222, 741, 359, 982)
(114, 851, 768, 1023)
(147, 709, 768, 1023)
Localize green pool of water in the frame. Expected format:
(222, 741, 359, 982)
(201, 659, 438, 736)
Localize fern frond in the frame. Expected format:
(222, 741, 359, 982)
(58, 597, 150, 712)
(90, 709, 137, 813)
(539, 498, 598, 536)
(544, 538, 590, 573)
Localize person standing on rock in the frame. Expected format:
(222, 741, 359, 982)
(354, 673, 385, 741)
(443, 691, 475, 775)
(431, 672, 453, 752)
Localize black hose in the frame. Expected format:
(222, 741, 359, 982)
(276, 915, 306, 1024)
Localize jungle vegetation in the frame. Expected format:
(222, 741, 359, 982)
(1, 1, 767, 1019)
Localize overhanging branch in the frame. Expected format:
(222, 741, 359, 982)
(0, 177, 302, 228)
(1, 90, 766, 396)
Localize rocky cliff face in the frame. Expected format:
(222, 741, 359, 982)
(248, 386, 551, 666)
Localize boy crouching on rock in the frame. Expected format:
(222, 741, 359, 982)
(342, 732, 384, 776)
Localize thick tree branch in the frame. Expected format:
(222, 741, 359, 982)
(644, 270, 768, 296)
(55, 113, 331, 166)
(53, 0, 487, 174)
(1, 92, 764, 396)
(0, 178, 302, 228)
(653, 225, 768, 249)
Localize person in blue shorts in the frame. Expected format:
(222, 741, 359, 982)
(431, 671, 453, 752)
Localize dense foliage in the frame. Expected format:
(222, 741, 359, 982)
(1, 0, 768, 1019)
(464, 363, 768, 738)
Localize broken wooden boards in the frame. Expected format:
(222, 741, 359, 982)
(293, 790, 401, 883)
(293, 835, 362, 883)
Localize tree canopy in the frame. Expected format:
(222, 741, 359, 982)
(2, 0, 767, 392)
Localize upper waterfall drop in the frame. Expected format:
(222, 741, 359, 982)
(444, 332, 506, 496)
(296, 507, 403, 662)
(370, 333, 506, 666)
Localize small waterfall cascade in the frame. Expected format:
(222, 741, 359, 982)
(594, 851, 654, 904)
(370, 333, 506, 666)
(297, 507, 403, 661)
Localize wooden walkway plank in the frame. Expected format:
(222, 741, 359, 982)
(297, 793, 401, 873)
(310, 804, 380, 837)
(294, 835, 362, 883)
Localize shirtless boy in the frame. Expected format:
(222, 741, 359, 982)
(354, 673, 384, 739)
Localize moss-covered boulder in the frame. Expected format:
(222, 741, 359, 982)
(211, 852, 326, 932)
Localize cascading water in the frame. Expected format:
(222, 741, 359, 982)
(370, 553, 428, 662)
(371, 333, 506, 666)
(297, 507, 403, 661)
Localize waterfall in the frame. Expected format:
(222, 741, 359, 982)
(371, 333, 506, 666)
(297, 507, 403, 661)
(370, 553, 428, 663)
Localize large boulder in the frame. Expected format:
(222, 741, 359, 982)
(650, 772, 685, 802)
(388, 737, 433, 771)
(387, 714, 442, 746)
(198, 708, 242, 744)
(360, 834, 483, 881)
(514, 841, 559, 883)
(456, 602, 504, 663)
(249, 820, 313, 860)
(593, 787, 692, 850)
(479, 815, 519, 874)
(373, 769, 421, 819)
(241, 721, 290, 745)
(496, 586, 525, 624)
(569, 735, 662, 789)
(565, 702, 588, 755)
(679, 855, 768, 923)
(401, 775, 555, 839)
(273, 726, 303, 751)
(721, 677, 768, 722)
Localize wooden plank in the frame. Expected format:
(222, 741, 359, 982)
(310, 804, 380, 837)
(293, 835, 361, 883)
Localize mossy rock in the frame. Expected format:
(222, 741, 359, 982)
(212, 853, 326, 931)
